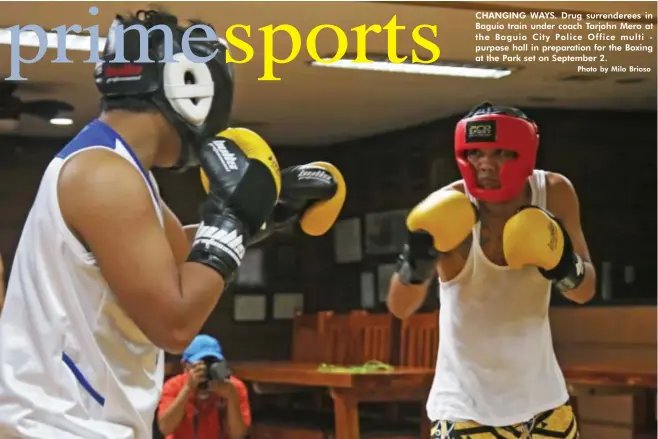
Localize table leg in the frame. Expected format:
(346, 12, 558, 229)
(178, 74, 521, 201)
(330, 389, 360, 439)
(420, 410, 432, 439)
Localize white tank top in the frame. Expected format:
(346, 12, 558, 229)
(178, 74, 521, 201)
(0, 120, 165, 439)
(426, 170, 569, 427)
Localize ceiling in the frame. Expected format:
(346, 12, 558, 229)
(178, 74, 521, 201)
(1, 1, 656, 146)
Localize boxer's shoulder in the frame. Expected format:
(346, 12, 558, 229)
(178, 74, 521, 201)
(58, 148, 156, 231)
(545, 171, 579, 219)
(59, 148, 145, 194)
(442, 179, 467, 194)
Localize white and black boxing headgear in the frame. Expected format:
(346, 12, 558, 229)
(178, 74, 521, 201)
(95, 10, 234, 171)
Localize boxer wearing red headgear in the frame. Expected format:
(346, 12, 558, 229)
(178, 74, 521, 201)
(387, 103, 596, 438)
(454, 104, 539, 203)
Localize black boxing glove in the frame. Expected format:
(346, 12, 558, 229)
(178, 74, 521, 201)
(189, 129, 281, 283)
(396, 190, 477, 285)
(396, 231, 440, 285)
(249, 162, 346, 244)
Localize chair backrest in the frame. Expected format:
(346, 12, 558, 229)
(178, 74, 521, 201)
(400, 311, 439, 368)
(318, 311, 353, 365)
(349, 310, 394, 364)
(292, 312, 324, 363)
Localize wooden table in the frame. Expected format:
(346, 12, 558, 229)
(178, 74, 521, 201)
(232, 361, 435, 439)
(563, 363, 657, 388)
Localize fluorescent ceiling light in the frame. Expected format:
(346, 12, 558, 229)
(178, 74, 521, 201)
(311, 59, 512, 79)
(49, 117, 74, 126)
(0, 28, 105, 52)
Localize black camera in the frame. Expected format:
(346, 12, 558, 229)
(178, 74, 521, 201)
(198, 356, 231, 390)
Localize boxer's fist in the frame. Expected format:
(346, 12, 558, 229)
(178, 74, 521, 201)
(249, 162, 346, 244)
(396, 190, 477, 285)
(191, 128, 281, 281)
(283, 162, 346, 236)
(407, 190, 478, 252)
(503, 206, 585, 291)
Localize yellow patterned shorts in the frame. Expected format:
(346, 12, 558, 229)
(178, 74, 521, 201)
(431, 403, 579, 439)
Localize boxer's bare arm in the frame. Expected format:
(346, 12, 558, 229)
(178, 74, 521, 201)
(387, 274, 431, 319)
(387, 181, 467, 319)
(182, 224, 199, 244)
(547, 173, 596, 304)
(59, 150, 225, 353)
(162, 203, 191, 266)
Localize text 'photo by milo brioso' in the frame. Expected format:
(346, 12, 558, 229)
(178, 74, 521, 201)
(3, 6, 441, 82)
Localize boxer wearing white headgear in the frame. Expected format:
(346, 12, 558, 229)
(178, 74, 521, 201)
(388, 102, 595, 438)
(0, 9, 280, 439)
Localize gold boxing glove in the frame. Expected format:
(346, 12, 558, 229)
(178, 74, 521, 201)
(397, 190, 478, 285)
(503, 206, 585, 292)
(247, 162, 346, 245)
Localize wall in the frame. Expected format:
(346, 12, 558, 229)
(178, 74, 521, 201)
(551, 306, 656, 439)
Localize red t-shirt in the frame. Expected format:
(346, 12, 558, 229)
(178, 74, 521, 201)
(158, 373, 251, 439)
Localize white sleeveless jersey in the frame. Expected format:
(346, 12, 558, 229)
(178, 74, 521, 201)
(426, 170, 569, 427)
(0, 120, 165, 439)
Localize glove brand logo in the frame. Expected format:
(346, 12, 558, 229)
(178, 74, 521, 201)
(3, 7, 441, 82)
(211, 140, 239, 173)
(298, 169, 332, 183)
(196, 224, 245, 263)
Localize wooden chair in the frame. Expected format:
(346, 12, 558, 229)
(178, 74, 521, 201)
(319, 311, 354, 365)
(349, 310, 394, 364)
(292, 312, 325, 363)
(399, 311, 439, 368)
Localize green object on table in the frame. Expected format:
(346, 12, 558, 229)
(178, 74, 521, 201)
(316, 360, 395, 373)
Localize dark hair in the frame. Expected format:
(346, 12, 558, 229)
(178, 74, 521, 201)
(466, 102, 530, 120)
(98, 8, 195, 114)
(99, 97, 159, 113)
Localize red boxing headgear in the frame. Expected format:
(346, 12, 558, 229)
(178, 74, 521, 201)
(454, 103, 539, 203)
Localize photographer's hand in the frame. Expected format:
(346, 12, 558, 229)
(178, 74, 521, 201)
(185, 361, 207, 390)
(211, 379, 250, 439)
(210, 379, 237, 399)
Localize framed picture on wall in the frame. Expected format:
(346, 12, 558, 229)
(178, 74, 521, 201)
(360, 271, 376, 309)
(333, 217, 363, 263)
(272, 293, 304, 320)
(233, 294, 267, 322)
(376, 263, 398, 303)
(365, 209, 410, 255)
(236, 248, 265, 286)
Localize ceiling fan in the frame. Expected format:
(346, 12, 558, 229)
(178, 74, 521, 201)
(0, 81, 74, 131)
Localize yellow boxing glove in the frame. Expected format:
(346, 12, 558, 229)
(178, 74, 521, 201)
(295, 162, 346, 236)
(503, 206, 585, 291)
(397, 190, 477, 285)
(407, 190, 478, 253)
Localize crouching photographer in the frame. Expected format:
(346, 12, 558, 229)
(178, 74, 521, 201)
(158, 335, 251, 439)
